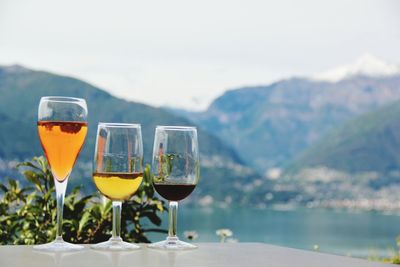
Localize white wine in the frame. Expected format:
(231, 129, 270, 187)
(93, 172, 143, 201)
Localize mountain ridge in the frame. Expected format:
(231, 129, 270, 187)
(288, 100, 400, 174)
(172, 73, 400, 173)
(0, 65, 262, 205)
(0, 64, 241, 161)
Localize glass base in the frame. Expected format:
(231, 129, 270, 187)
(148, 236, 197, 250)
(91, 237, 140, 251)
(33, 237, 84, 252)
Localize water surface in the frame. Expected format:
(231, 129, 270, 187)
(147, 206, 400, 258)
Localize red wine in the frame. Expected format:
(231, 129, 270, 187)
(153, 183, 196, 201)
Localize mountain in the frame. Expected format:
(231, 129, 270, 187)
(4, 59, 400, 210)
(172, 57, 400, 174)
(0, 65, 261, 204)
(288, 100, 400, 175)
(312, 54, 400, 82)
(0, 65, 237, 161)
(272, 101, 400, 210)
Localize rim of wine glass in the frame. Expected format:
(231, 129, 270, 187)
(40, 96, 86, 103)
(156, 125, 197, 131)
(98, 122, 141, 128)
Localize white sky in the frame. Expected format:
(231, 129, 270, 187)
(0, 0, 399, 110)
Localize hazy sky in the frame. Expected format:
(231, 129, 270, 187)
(0, 0, 399, 110)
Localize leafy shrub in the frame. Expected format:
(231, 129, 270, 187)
(0, 156, 167, 245)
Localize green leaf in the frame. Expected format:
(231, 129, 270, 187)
(78, 212, 91, 234)
(16, 161, 42, 172)
(22, 170, 43, 192)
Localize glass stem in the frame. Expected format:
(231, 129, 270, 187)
(168, 201, 178, 237)
(112, 201, 122, 239)
(55, 179, 68, 239)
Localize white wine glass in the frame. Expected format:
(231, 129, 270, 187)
(148, 126, 200, 250)
(91, 123, 143, 251)
(34, 96, 88, 251)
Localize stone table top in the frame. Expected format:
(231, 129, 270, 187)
(0, 243, 395, 267)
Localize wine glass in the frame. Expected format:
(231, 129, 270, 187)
(35, 96, 88, 251)
(92, 123, 143, 251)
(148, 126, 200, 250)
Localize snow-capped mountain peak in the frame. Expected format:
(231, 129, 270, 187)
(313, 54, 400, 82)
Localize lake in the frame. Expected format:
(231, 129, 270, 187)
(147, 206, 400, 258)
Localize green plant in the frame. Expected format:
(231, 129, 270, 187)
(367, 236, 400, 265)
(0, 156, 167, 245)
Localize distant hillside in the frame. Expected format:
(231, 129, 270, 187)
(269, 101, 400, 210)
(288, 100, 400, 174)
(0, 65, 242, 162)
(0, 65, 262, 205)
(174, 75, 400, 173)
